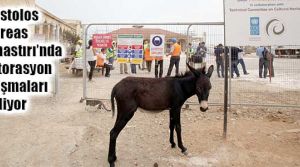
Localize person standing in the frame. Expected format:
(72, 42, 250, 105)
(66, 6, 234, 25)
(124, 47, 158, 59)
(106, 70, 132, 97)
(106, 41, 117, 70)
(268, 50, 275, 77)
(143, 40, 153, 72)
(237, 47, 249, 75)
(186, 43, 195, 67)
(86, 39, 97, 81)
(75, 40, 83, 58)
(256, 46, 268, 78)
(214, 44, 224, 78)
(70, 40, 83, 74)
(265, 48, 275, 77)
(127, 46, 137, 74)
(154, 55, 163, 78)
(196, 42, 207, 68)
(231, 47, 242, 78)
(119, 43, 128, 74)
(166, 38, 181, 77)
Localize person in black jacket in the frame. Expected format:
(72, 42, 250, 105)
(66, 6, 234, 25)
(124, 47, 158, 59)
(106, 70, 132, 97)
(231, 47, 243, 78)
(214, 44, 224, 78)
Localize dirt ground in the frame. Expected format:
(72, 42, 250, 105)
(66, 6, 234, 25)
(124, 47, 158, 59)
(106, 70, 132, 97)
(0, 59, 300, 167)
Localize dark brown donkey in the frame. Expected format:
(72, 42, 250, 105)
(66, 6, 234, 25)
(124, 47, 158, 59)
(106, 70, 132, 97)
(108, 64, 214, 167)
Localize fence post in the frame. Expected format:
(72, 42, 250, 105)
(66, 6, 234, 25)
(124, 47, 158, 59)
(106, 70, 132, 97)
(81, 25, 88, 102)
(186, 24, 192, 72)
(223, 46, 230, 139)
(228, 47, 232, 108)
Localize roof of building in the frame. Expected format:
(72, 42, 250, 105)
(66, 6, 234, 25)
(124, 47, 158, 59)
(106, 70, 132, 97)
(109, 27, 188, 40)
(35, 5, 76, 31)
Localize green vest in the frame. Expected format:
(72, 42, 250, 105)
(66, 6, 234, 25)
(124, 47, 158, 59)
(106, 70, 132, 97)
(75, 48, 82, 58)
(187, 47, 195, 57)
(106, 48, 115, 59)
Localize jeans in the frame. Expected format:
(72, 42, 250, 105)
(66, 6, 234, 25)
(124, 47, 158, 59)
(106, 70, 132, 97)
(238, 58, 248, 74)
(108, 57, 114, 65)
(130, 64, 137, 74)
(88, 60, 96, 80)
(216, 59, 224, 77)
(155, 60, 163, 78)
(259, 58, 268, 78)
(167, 56, 180, 76)
(231, 60, 240, 77)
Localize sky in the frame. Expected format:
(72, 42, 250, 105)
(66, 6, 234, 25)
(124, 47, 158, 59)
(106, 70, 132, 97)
(36, 0, 224, 24)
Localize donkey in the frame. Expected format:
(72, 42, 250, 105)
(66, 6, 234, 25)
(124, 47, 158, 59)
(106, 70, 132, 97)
(108, 64, 214, 167)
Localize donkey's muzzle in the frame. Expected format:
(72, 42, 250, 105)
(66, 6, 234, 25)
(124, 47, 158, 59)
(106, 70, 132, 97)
(200, 107, 208, 112)
(200, 101, 208, 112)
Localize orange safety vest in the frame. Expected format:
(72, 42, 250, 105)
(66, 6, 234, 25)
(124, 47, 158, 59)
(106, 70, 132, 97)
(96, 54, 104, 67)
(171, 43, 181, 56)
(144, 45, 153, 61)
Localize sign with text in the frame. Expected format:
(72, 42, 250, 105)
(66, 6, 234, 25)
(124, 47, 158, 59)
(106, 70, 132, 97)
(225, 0, 300, 46)
(92, 34, 112, 48)
(150, 34, 165, 57)
(117, 34, 143, 64)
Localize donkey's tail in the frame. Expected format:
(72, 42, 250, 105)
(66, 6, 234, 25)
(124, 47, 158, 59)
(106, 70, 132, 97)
(111, 86, 116, 118)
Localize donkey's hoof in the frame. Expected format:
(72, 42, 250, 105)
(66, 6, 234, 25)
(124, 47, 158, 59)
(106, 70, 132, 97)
(182, 150, 189, 156)
(109, 163, 115, 167)
(171, 143, 176, 148)
(108, 155, 117, 163)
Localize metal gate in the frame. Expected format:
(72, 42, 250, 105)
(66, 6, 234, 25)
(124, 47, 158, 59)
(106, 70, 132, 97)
(80, 23, 300, 109)
(81, 23, 224, 104)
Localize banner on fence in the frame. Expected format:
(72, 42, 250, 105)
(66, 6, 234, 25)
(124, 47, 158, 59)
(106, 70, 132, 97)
(225, 0, 300, 46)
(117, 34, 143, 64)
(150, 34, 165, 57)
(92, 34, 112, 48)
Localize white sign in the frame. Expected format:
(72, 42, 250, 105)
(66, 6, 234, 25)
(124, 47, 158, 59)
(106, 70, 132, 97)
(150, 34, 165, 57)
(117, 34, 143, 64)
(225, 0, 300, 46)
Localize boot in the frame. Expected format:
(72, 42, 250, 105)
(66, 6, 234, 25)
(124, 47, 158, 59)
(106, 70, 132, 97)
(105, 64, 111, 77)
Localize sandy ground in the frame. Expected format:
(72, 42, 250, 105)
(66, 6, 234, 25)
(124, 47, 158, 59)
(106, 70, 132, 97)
(0, 56, 300, 167)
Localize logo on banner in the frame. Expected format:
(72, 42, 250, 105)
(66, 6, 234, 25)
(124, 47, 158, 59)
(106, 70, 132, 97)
(152, 36, 163, 46)
(266, 19, 285, 36)
(250, 17, 260, 36)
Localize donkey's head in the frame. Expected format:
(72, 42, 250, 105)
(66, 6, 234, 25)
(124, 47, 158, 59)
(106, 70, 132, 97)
(187, 63, 214, 112)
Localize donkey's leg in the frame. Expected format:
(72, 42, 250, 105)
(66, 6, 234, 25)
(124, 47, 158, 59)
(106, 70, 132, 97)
(174, 109, 187, 154)
(169, 109, 176, 148)
(108, 110, 135, 166)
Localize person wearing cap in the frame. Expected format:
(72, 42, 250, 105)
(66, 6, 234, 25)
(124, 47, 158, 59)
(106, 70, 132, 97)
(75, 40, 83, 58)
(106, 41, 117, 70)
(166, 38, 181, 77)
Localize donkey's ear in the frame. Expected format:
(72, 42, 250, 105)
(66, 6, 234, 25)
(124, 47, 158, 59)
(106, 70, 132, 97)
(186, 63, 200, 77)
(201, 66, 206, 74)
(206, 65, 214, 78)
